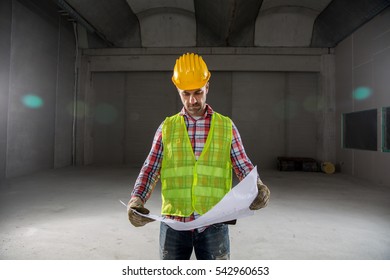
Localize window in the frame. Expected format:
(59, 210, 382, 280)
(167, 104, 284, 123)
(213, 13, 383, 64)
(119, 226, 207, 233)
(342, 109, 377, 151)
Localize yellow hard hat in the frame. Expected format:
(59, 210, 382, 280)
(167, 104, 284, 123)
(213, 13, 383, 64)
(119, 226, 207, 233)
(172, 53, 211, 90)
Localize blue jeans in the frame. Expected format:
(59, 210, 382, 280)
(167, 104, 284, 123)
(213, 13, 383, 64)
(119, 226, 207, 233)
(159, 222, 230, 260)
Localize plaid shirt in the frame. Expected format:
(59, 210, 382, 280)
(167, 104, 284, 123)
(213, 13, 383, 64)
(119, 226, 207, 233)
(131, 104, 255, 222)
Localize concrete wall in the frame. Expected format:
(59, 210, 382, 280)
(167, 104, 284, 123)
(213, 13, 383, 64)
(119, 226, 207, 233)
(126, 0, 195, 47)
(89, 71, 319, 169)
(0, 0, 75, 178)
(255, 6, 317, 47)
(91, 72, 177, 166)
(232, 72, 286, 169)
(335, 8, 390, 186)
(0, 0, 12, 180)
(78, 48, 328, 170)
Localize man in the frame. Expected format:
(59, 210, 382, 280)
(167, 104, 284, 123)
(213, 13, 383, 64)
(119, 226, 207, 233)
(127, 53, 270, 260)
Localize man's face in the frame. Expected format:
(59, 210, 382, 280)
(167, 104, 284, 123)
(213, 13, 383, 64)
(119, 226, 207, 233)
(178, 84, 208, 117)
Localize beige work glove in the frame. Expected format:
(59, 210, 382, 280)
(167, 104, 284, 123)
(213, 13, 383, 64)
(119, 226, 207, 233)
(127, 197, 154, 227)
(249, 178, 270, 210)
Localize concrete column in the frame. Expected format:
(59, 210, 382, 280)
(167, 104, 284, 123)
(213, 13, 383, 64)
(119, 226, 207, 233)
(75, 55, 92, 165)
(317, 53, 336, 164)
(0, 0, 12, 180)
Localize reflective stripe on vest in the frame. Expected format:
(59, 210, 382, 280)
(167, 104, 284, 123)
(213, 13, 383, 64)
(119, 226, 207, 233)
(161, 112, 232, 216)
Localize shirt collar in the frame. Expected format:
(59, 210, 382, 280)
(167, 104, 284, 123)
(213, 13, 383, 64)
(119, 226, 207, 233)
(180, 104, 214, 119)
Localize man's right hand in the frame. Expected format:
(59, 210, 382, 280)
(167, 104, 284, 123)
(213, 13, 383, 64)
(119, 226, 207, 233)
(127, 197, 155, 227)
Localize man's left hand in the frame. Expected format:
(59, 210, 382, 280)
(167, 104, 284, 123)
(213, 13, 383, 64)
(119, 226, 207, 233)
(249, 179, 270, 210)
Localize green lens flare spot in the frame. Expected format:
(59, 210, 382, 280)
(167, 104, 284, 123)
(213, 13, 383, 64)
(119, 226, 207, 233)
(353, 87, 372, 100)
(21, 94, 43, 109)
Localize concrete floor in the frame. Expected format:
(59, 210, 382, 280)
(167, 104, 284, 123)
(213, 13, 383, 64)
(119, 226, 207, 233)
(0, 166, 389, 260)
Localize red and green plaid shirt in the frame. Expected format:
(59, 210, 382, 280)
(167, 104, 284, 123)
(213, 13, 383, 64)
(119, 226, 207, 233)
(131, 105, 255, 222)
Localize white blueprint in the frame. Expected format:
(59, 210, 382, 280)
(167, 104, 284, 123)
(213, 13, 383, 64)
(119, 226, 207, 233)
(131, 166, 259, 231)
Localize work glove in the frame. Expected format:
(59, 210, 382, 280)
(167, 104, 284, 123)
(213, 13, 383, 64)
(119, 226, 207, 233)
(249, 178, 270, 210)
(127, 196, 154, 227)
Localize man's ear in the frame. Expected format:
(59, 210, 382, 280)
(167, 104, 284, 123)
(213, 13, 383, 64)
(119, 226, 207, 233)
(205, 82, 209, 94)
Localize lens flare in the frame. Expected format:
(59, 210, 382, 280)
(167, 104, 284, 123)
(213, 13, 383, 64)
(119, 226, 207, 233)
(303, 96, 317, 112)
(67, 101, 89, 118)
(353, 87, 372, 100)
(303, 96, 325, 112)
(21, 94, 43, 109)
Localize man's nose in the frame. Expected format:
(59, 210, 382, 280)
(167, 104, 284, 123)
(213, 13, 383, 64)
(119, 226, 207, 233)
(189, 95, 197, 104)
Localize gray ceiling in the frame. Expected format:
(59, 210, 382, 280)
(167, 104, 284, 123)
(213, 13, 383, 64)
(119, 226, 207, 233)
(52, 0, 390, 48)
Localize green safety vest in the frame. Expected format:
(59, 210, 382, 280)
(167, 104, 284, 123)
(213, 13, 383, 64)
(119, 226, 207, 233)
(161, 112, 233, 216)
